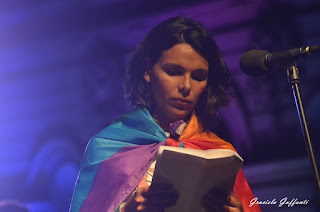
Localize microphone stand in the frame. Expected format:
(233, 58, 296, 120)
(287, 65, 320, 199)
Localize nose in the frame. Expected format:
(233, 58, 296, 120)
(178, 74, 191, 96)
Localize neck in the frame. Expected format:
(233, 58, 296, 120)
(150, 113, 172, 132)
(150, 110, 192, 133)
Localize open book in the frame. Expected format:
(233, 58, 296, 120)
(151, 146, 243, 212)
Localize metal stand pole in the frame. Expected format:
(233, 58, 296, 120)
(287, 65, 320, 198)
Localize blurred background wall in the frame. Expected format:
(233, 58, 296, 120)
(0, 0, 319, 211)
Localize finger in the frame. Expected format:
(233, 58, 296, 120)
(135, 183, 179, 210)
(201, 195, 225, 212)
(223, 196, 244, 212)
(201, 199, 225, 212)
(203, 192, 228, 206)
(145, 198, 177, 208)
(142, 206, 166, 212)
(223, 205, 244, 212)
(143, 195, 178, 211)
(137, 204, 166, 212)
(144, 191, 179, 205)
(146, 190, 178, 198)
(143, 188, 179, 209)
(148, 183, 176, 192)
(205, 189, 228, 202)
(136, 186, 150, 196)
(227, 196, 242, 208)
(142, 184, 179, 200)
(134, 195, 177, 212)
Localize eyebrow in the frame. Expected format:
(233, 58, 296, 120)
(162, 63, 208, 72)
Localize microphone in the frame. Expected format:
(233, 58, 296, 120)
(240, 46, 320, 76)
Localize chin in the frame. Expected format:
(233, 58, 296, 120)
(168, 108, 192, 121)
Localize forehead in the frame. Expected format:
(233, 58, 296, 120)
(158, 43, 209, 70)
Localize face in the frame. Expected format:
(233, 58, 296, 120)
(144, 43, 209, 124)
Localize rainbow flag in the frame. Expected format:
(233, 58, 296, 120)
(70, 108, 261, 212)
(70, 108, 167, 212)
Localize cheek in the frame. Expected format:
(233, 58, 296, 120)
(152, 78, 172, 100)
(193, 83, 207, 100)
(154, 77, 176, 94)
(199, 87, 206, 92)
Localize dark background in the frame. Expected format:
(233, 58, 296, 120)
(0, 0, 319, 211)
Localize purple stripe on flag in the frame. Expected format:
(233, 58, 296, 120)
(80, 142, 164, 212)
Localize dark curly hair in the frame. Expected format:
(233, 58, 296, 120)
(124, 16, 232, 131)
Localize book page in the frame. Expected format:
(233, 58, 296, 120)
(152, 146, 243, 212)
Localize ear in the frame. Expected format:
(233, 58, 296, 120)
(143, 62, 152, 83)
(143, 70, 151, 83)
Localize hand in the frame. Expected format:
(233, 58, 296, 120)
(122, 183, 179, 212)
(201, 190, 244, 212)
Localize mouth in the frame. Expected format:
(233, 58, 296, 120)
(172, 98, 192, 104)
(171, 98, 192, 109)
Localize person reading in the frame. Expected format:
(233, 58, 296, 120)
(70, 16, 261, 212)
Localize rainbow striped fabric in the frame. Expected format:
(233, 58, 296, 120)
(70, 108, 167, 212)
(70, 108, 261, 212)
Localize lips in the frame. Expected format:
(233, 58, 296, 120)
(171, 98, 192, 109)
(172, 98, 192, 104)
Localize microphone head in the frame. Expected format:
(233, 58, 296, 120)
(240, 50, 270, 76)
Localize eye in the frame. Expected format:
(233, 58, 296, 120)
(192, 71, 208, 81)
(165, 69, 184, 76)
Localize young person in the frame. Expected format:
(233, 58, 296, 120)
(70, 16, 261, 212)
